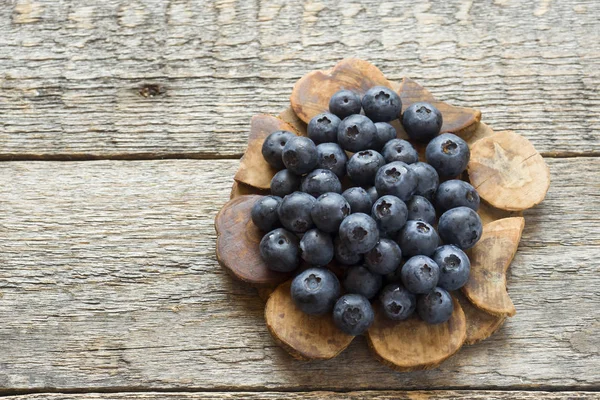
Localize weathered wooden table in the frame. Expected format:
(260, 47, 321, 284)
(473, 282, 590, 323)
(1, 1, 598, 399)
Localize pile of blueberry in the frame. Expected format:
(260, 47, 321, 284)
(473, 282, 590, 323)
(252, 86, 483, 336)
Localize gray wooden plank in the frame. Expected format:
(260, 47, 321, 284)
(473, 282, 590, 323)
(2, 391, 599, 400)
(0, 158, 598, 391)
(0, 0, 599, 158)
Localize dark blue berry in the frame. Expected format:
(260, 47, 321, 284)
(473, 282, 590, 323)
(432, 245, 471, 291)
(259, 228, 300, 272)
(398, 220, 440, 257)
(374, 161, 418, 202)
(251, 195, 282, 232)
(382, 139, 418, 164)
(417, 287, 453, 324)
(270, 169, 301, 197)
(333, 294, 374, 335)
(329, 90, 362, 120)
(347, 150, 386, 186)
(261, 130, 296, 170)
(308, 112, 342, 144)
(334, 236, 363, 266)
(343, 265, 383, 299)
(365, 238, 402, 275)
(402, 102, 443, 142)
(366, 186, 379, 203)
(338, 213, 379, 254)
(311, 193, 351, 233)
(372, 122, 397, 151)
(337, 114, 376, 152)
(301, 168, 342, 198)
(361, 86, 402, 122)
(426, 133, 470, 178)
(316, 142, 347, 178)
(299, 229, 334, 266)
(437, 206, 482, 250)
(406, 195, 436, 225)
(277, 191, 316, 233)
(435, 180, 480, 212)
(371, 195, 408, 233)
(401, 255, 440, 294)
(291, 267, 340, 315)
(379, 283, 416, 320)
(282, 136, 318, 175)
(342, 187, 373, 214)
(407, 162, 439, 200)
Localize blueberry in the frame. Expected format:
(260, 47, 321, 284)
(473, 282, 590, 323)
(337, 114, 376, 152)
(407, 162, 439, 200)
(301, 168, 342, 197)
(365, 238, 402, 275)
(417, 287, 453, 324)
(259, 228, 300, 272)
(291, 267, 341, 315)
(299, 229, 334, 266)
(384, 263, 404, 284)
(311, 193, 351, 233)
(379, 283, 416, 320)
(334, 236, 363, 266)
(435, 180, 480, 212)
(372, 122, 397, 151)
(406, 195, 436, 226)
(316, 142, 347, 178)
(398, 220, 440, 257)
(342, 187, 373, 214)
(278, 191, 316, 233)
(270, 169, 301, 197)
(374, 161, 418, 202)
(381, 139, 418, 164)
(343, 265, 383, 299)
(401, 255, 440, 294)
(338, 213, 380, 254)
(333, 294, 374, 335)
(426, 133, 470, 178)
(366, 186, 379, 203)
(402, 102, 443, 143)
(437, 206, 482, 250)
(347, 150, 386, 186)
(251, 195, 282, 232)
(308, 112, 342, 144)
(282, 136, 318, 175)
(361, 86, 402, 122)
(432, 245, 471, 291)
(261, 130, 296, 170)
(371, 195, 408, 233)
(329, 89, 362, 120)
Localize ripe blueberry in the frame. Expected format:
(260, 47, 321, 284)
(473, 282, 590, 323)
(347, 150, 386, 186)
(374, 161, 418, 202)
(406, 195, 436, 226)
(379, 283, 416, 320)
(251, 195, 282, 232)
(311, 192, 351, 233)
(407, 162, 439, 200)
(432, 245, 471, 291)
(365, 238, 402, 275)
(398, 220, 440, 257)
(301, 168, 342, 197)
(329, 89, 362, 120)
(291, 267, 340, 315)
(277, 191, 316, 233)
(366, 186, 379, 203)
(342, 187, 373, 214)
(371, 195, 408, 233)
(343, 265, 383, 299)
(401, 255, 440, 294)
(426, 133, 470, 178)
(382, 138, 418, 164)
(437, 206, 482, 250)
(417, 287, 453, 324)
(338, 213, 379, 254)
(334, 236, 363, 266)
(402, 102, 443, 142)
(372, 122, 397, 151)
(282, 136, 318, 175)
(270, 169, 301, 197)
(333, 294, 374, 336)
(316, 142, 347, 178)
(259, 228, 300, 272)
(337, 114, 376, 152)
(299, 229, 334, 266)
(361, 86, 402, 122)
(435, 179, 480, 212)
(308, 112, 341, 144)
(261, 130, 296, 170)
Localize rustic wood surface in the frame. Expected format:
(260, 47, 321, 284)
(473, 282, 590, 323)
(1, 0, 599, 397)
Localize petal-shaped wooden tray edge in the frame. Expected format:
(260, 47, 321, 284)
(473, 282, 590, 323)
(215, 195, 293, 287)
(265, 280, 354, 360)
(367, 296, 467, 371)
(234, 115, 301, 190)
(455, 290, 507, 345)
(462, 217, 525, 317)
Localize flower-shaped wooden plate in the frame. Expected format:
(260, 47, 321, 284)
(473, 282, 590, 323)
(214, 59, 550, 371)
